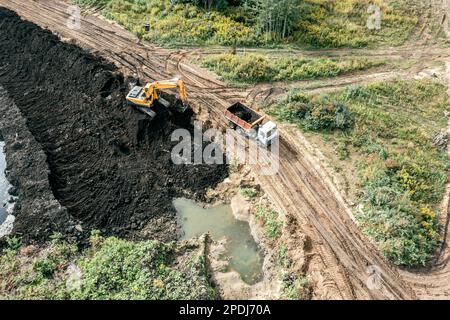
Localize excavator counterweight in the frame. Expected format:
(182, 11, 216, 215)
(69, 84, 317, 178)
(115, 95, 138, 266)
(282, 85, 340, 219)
(126, 77, 189, 119)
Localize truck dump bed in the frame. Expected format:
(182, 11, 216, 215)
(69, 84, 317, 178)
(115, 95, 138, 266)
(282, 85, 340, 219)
(225, 102, 264, 130)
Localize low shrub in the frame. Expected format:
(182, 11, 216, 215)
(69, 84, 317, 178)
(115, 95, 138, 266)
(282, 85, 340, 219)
(357, 166, 440, 266)
(270, 91, 354, 131)
(71, 236, 211, 299)
(273, 57, 382, 80)
(255, 205, 283, 239)
(202, 53, 271, 83)
(282, 274, 311, 300)
(202, 53, 383, 84)
(240, 187, 259, 198)
(0, 234, 78, 299)
(303, 101, 354, 130)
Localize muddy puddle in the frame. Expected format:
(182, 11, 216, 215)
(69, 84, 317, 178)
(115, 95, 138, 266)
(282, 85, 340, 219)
(0, 141, 11, 225)
(174, 198, 263, 284)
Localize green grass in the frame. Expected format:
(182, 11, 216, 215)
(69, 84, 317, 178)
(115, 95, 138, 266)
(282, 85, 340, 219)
(74, 0, 256, 46)
(201, 53, 385, 84)
(282, 275, 311, 300)
(0, 232, 215, 300)
(269, 79, 450, 266)
(255, 205, 283, 239)
(296, 0, 421, 48)
(276, 244, 291, 268)
(240, 187, 259, 198)
(0, 234, 78, 299)
(74, 0, 422, 48)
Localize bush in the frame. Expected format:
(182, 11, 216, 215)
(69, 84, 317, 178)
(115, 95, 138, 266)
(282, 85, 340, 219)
(0, 235, 77, 299)
(270, 91, 353, 131)
(273, 79, 450, 266)
(240, 187, 258, 198)
(282, 274, 311, 300)
(6, 236, 21, 250)
(295, 0, 420, 48)
(304, 101, 353, 130)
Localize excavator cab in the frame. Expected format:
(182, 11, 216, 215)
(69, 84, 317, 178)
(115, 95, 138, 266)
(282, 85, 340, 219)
(126, 77, 189, 119)
(126, 86, 157, 118)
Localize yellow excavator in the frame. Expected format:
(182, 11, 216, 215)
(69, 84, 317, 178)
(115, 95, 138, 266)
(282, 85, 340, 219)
(126, 77, 189, 118)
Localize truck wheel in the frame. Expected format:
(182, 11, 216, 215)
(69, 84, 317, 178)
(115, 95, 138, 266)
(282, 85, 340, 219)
(228, 121, 236, 129)
(236, 127, 246, 136)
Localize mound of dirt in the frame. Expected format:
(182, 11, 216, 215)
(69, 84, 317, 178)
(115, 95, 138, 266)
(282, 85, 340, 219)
(0, 8, 228, 243)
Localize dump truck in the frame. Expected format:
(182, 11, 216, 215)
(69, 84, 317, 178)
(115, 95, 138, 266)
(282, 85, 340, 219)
(225, 102, 278, 146)
(126, 77, 188, 119)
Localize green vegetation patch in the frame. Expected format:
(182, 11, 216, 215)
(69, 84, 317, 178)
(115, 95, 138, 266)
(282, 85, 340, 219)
(255, 205, 283, 239)
(270, 91, 354, 131)
(74, 0, 256, 46)
(297, 0, 421, 48)
(75, 0, 421, 48)
(282, 274, 311, 300)
(0, 233, 214, 300)
(201, 53, 384, 84)
(270, 79, 450, 266)
(240, 187, 259, 198)
(0, 234, 77, 299)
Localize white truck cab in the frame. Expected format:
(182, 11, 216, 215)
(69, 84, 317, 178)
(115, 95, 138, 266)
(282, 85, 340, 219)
(257, 121, 278, 146)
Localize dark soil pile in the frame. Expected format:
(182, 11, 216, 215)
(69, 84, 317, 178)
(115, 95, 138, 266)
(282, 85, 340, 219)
(0, 8, 228, 243)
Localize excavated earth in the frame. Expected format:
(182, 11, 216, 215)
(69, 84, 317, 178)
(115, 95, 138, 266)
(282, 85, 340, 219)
(0, 8, 228, 243)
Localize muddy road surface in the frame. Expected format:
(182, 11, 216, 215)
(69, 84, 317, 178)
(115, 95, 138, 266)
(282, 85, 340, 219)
(0, 8, 228, 243)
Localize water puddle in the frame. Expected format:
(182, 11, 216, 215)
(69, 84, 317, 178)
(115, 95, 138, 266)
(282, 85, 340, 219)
(0, 141, 12, 227)
(174, 197, 263, 285)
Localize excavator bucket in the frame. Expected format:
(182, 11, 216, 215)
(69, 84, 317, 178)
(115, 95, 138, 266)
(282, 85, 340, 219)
(157, 97, 170, 108)
(175, 100, 189, 113)
(135, 106, 157, 119)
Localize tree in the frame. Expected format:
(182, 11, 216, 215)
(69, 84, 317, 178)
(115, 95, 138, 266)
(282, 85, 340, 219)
(249, 0, 301, 41)
(171, 0, 228, 10)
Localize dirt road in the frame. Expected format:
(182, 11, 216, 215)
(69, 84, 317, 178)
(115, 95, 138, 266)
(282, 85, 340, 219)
(1, 0, 449, 300)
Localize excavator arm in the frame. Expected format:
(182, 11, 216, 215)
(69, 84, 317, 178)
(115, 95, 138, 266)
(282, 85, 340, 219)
(144, 78, 187, 102)
(126, 77, 189, 118)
